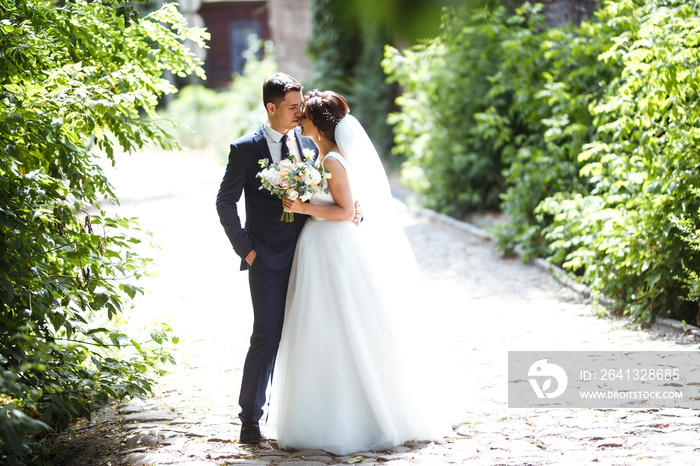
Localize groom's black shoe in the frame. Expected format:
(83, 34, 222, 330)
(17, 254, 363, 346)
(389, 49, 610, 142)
(240, 421, 262, 444)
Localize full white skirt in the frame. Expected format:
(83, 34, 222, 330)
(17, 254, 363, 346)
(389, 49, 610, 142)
(267, 218, 452, 455)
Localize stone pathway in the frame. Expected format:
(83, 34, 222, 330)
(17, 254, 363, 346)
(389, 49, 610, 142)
(100, 149, 700, 466)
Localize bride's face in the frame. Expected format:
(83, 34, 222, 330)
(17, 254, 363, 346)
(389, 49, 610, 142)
(299, 111, 319, 141)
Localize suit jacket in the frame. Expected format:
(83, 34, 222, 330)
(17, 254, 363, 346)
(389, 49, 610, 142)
(216, 125, 319, 271)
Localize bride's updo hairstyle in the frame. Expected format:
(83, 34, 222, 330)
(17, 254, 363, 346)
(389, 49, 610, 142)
(304, 90, 349, 144)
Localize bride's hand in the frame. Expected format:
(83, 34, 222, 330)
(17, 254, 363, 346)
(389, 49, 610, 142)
(282, 196, 305, 214)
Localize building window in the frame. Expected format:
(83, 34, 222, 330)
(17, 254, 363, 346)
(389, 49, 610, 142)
(199, 1, 269, 89)
(230, 20, 262, 75)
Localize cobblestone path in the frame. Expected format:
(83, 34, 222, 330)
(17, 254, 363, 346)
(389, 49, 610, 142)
(100, 150, 699, 466)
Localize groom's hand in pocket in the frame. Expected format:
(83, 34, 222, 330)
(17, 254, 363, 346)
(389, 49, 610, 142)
(245, 249, 257, 266)
(352, 201, 363, 227)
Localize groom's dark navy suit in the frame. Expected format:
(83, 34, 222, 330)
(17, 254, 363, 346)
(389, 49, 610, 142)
(216, 125, 318, 424)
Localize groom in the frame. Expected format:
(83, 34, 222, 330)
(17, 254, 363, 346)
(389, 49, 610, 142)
(216, 72, 316, 444)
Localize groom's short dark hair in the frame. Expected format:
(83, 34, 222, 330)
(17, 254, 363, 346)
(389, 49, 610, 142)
(263, 72, 302, 108)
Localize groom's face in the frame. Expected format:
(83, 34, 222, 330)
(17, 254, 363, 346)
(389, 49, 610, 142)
(268, 90, 304, 133)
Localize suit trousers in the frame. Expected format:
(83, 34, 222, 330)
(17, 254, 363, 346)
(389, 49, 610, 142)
(238, 258, 292, 423)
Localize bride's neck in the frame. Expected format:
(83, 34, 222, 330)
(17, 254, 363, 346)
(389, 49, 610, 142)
(317, 140, 338, 158)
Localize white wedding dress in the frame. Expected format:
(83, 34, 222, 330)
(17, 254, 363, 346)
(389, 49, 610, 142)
(267, 150, 452, 455)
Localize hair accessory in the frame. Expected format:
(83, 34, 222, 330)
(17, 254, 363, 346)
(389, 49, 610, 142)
(322, 108, 341, 125)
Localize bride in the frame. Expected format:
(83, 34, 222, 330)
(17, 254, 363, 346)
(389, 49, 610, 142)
(268, 90, 452, 455)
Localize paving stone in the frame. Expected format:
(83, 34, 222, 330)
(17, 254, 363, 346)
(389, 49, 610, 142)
(346, 451, 384, 458)
(566, 428, 622, 441)
(449, 437, 479, 452)
(123, 422, 164, 432)
(170, 419, 201, 425)
(472, 421, 504, 434)
(124, 431, 158, 448)
(258, 449, 289, 456)
(626, 425, 664, 436)
(122, 446, 150, 454)
(595, 437, 625, 448)
(658, 407, 696, 417)
(208, 433, 237, 443)
(122, 410, 176, 423)
(288, 449, 332, 457)
(663, 429, 700, 445)
(225, 461, 271, 466)
(252, 455, 285, 462)
(378, 453, 414, 462)
(120, 402, 158, 414)
(298, 456, 334, 462)
(209, 452, 246, 462)
(537, 437, 587, 452)
(123, 451, 178, 465)
(160, 436, 189, 449)
(173, 462, 219, 466)
(278, 461, 328, 466)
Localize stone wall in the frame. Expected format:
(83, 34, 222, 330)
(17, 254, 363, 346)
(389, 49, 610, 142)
(533, 0, 599, 27)
(268, 0, 313, 82)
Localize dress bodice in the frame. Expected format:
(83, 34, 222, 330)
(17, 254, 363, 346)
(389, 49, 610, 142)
(309, 152, 350, 219)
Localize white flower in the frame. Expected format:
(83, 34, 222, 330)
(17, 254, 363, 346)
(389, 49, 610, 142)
(301, 191, 314, 202)
(303, 148, 315, 160)
(279, 159, 295, 170)
(310, 169, 322, 184)
(268, 172, 283, 186)
(287, 189, 299, 200)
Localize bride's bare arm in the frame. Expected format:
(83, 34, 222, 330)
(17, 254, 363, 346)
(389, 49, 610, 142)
(282, 157, 354, 221)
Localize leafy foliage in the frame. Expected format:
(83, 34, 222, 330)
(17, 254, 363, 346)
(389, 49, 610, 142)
(384, 0, 700, 323)
(0, 0, 206, 459)
(491, 5, 619, 258)
(307, 0, 362, 93)
(539, 0, 700, 323)
(384, 5, 511, 215)
(307, 0, 396, 159)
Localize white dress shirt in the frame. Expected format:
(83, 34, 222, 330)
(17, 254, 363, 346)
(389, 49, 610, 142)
(263, 124, 300, 163)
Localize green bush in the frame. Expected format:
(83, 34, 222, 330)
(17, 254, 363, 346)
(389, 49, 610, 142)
(384, 0, 700, 323)
(675, 191, 700, 308)
(491, 6, 621, 259)
(384, 2, 613, 234)
(0, 0, 204, 460)
(383, 5, 511, 215)
(539, 0, 700, 323)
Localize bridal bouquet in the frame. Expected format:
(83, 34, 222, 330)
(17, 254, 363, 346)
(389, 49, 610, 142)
(257, 149, 331, 222)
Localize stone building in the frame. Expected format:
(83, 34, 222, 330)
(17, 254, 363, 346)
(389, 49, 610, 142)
(536, 0, 598, 27)
(187, 0, 312, 89)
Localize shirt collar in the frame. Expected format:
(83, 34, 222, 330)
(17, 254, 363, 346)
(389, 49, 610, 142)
(264, 123, 293, 144)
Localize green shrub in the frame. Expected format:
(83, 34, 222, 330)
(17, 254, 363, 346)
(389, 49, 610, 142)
(491, 6, 620, 259)
(0, 0, 204, 459)
(539, 0, 700, 323)
(384, 2, 613, 238)
(674, 192, 700, 311)
(385, 0, 700, 323)
(383, 5, 513, 215)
